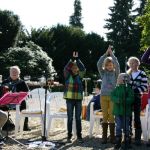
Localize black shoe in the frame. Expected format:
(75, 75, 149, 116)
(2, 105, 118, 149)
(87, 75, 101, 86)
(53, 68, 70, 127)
(77, 137, 84, 143)
(114, 144, 121, 149)
(23, 125, 31, 131)
(134, 140, 141, 146)
(67, 138, 72, 143)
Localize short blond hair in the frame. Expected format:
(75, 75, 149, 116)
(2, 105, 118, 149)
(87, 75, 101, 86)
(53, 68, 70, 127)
(10, 66, 21, 74)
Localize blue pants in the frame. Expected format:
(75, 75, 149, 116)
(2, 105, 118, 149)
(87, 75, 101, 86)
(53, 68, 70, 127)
(115, 115, 130, 137)
(66, 100, 82, 138)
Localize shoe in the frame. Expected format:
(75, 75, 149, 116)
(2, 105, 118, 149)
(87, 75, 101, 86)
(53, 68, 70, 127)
(0, 141, 4, 145)
(0, 131, 6, 142)
(67, 138, 72, 143)
(77, 137, 84, 143)
(23, 125, 31, 131)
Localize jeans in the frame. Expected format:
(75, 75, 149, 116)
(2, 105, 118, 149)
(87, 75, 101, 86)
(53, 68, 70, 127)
(66, 100, 82, 138)
(115, 115, 130, 136)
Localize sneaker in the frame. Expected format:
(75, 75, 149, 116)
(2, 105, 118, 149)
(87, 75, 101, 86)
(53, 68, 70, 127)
(77, 138, 84, 143)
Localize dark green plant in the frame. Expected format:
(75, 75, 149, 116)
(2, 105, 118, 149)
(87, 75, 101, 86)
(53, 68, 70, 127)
(69, 0, 83, 28)
(0, 10, 21, 51)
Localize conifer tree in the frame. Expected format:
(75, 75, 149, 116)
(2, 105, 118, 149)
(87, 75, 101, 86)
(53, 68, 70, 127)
(104, 0, 140, 70)
(69, 0, 83, 28)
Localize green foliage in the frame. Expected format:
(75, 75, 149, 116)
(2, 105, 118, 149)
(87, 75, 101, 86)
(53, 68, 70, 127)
(29, 25, 106, 83)
(0, 10, 21, 51)
(136, 0, 150, 50)
(69, 0, 83, 28)
(104, 0, 141, 71)
(0, 41, 55, 79)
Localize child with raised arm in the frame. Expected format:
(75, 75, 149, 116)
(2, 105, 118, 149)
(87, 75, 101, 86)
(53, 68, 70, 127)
(111, 73, 134, 149)
(127, 56, 148, 145)
(64, 51, 86, 143)
(97, 46, 120, 144)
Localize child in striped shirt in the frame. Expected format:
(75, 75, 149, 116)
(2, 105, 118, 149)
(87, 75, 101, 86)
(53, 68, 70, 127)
(127, 56, 148, 145)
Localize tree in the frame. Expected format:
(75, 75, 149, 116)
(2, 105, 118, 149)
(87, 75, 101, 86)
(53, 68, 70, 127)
(0, 10, 22, 51)
(104, 0, 140, 71)
(137, 0, 147, 15)
(69, 0, 83, 28)
(0, 41, 55, 79)
(136, 0, 150, 49)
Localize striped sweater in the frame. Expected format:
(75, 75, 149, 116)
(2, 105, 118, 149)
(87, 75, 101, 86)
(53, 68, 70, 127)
(63, 59, 86, 100)
(128, 70, 148, 94)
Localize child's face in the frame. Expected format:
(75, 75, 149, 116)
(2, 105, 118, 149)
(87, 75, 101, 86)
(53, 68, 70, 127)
(129, 60, 139, 71)
(117, 77, 124, 84)
(71, 65, 79, 75)
(105, 62, 114, 71)
(94, 88, 100, 95)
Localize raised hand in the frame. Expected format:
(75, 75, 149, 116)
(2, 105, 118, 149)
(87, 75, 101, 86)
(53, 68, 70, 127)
(73, 51, 78, 58)
(73, 51, 76, 57)
(106, 45, 112, 55)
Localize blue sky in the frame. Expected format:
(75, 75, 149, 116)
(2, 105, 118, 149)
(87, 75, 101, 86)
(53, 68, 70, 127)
(0, 0, 139, 38)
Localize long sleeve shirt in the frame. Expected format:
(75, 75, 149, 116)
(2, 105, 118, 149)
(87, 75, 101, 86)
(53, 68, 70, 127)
(63, 59, 86, 100)
(97, 53, 120, 96)
(128, 70, 148, 95)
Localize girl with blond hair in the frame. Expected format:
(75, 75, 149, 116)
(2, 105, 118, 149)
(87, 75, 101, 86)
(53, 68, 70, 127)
(97, 46, 120, 144)
(127, 56, 148, 145)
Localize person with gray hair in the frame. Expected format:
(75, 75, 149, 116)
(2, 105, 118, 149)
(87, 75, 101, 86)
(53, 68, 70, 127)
(111, 73, 134, 149)
(1, 66, 30, 131)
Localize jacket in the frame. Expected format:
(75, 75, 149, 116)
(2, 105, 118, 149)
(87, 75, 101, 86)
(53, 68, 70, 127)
(111, 84, 134, 116)
(63, 59, 86, 100)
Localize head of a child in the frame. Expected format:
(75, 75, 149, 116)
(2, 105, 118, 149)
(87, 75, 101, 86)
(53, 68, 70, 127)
(71, 62, 79, 75)
(117, 73, 130, 85)
(103, 57, 114, 71)
(127, 57, 140, 72)
(93, 85, 101, 95)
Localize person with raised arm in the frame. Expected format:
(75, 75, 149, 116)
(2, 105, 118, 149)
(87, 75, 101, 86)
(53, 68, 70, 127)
(64, 51, 86, 143)
(97, 45, 120, 144)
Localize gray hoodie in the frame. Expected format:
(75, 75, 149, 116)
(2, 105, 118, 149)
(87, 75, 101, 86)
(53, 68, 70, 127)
(97, 53, 120, 96)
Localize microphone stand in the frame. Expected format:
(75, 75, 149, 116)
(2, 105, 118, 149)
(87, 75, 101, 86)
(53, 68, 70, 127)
(27, 71, 65, 149)
(122, 57, 131, 150)
(42, 73, 48, 141)
(123, 77, 127, 150)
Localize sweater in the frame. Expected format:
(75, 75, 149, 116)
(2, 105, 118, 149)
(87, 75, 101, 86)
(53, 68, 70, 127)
(63, 59, 86, 100)
(97, 53, 120, 96)
(2, 77, 29, 93)
(128, 70, 148, 95)
(111, 84, 134, 116)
